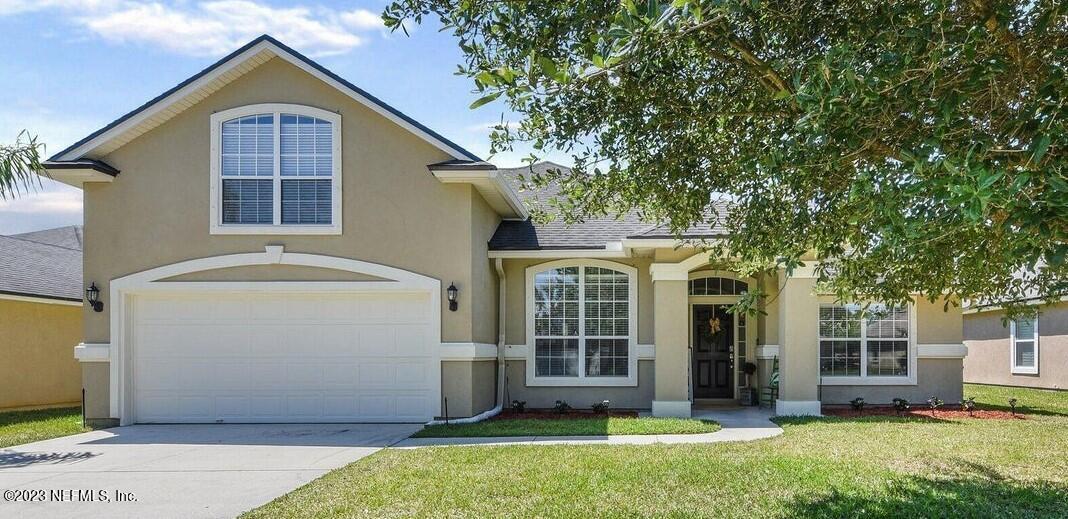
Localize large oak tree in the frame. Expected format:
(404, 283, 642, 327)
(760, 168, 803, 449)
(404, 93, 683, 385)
(386, 0, 1066, 312)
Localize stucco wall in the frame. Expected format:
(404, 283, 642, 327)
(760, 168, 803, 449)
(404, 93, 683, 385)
(83, 57, 494, 347)
(0, 299, 82, 409)
(820, 359, 964, 404)
(505, 360, 655, 409)
(964, 302, 1067, 390)
(441, 360, 497, 418)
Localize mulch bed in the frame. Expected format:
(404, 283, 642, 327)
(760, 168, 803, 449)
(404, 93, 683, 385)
(823, 406, 1025, 420)
(494, 409, 640, 420)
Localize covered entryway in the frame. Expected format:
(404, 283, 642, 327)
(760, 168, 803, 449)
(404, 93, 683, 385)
(132, 291, 437, 423)
(691, 304, 735, 399)
(107, 247, 442, 425)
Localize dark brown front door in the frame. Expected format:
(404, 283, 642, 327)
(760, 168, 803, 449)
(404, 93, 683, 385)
(692, 304, 734, 398)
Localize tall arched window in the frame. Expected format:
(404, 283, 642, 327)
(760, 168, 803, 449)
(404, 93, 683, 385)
(210, 104, 342, 235)
(526, 260, 638, 386)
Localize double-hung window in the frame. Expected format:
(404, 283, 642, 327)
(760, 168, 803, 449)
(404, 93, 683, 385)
(527, 261, 637, 386)
(210, 104, 341, 234)
(819, 304, 913, 383)
(1010, 316, 1039, 375)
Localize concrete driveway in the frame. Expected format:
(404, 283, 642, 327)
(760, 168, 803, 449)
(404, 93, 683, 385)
(0, 423, 422, 519)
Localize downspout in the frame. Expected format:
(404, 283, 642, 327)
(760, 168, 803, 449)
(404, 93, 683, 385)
(425, 258, 507, 425)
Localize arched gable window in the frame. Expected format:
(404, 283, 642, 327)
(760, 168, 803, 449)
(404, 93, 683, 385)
(526, 260, 638, 386)
(210, 104, 341, 235)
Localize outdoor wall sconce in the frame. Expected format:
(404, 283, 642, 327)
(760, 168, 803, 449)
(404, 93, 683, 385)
(86, 282, 103, 312)
(447, 283, 459, 312)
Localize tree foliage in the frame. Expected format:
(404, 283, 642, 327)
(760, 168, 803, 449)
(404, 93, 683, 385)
(0, 130, 44, 200)
(385, 1, 1068, 310)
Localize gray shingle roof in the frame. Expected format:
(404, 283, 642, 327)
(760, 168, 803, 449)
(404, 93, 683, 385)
(0, 226, 83, 302)
(490, 163, 729, 250)
(12, 225, 83, 250)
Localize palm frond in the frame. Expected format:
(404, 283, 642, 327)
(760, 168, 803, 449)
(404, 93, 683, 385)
(0, 130, 45, 200)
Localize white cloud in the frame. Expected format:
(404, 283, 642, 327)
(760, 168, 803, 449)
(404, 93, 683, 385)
(1, 1, 385, 57)
(339, 8, 382, 30)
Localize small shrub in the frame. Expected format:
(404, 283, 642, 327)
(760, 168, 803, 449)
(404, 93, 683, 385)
(553, 400, 572, 414)
(892, 398, 910, 414)
(927, 396, 944, 414)
(850, 397, 865, 411)
(960, 397, 976, 414)
(591, 400, 610, 413)
(511, 400, 526, 412)
(1009, 398, 1018, 415)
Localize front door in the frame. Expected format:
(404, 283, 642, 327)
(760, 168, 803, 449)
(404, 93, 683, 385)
(692, 304, 734, 398)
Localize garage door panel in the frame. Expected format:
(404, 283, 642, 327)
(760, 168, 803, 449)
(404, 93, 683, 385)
(132, 291, 438, 423)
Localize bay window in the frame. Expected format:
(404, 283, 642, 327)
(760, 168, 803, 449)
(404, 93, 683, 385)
(527, 261, 637, 386)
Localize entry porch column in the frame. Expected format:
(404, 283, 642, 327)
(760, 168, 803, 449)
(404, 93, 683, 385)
(650, 264, 690, 417)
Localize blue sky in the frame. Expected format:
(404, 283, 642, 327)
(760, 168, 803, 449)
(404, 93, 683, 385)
(0, 0, 560, 234)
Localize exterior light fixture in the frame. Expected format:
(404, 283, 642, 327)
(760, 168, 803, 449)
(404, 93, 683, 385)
(86, 282, 103, 312)
(447, 283, 458, 311)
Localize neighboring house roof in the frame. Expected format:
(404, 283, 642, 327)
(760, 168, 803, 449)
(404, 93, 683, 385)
(12, 225, 84, 250)
(47, 34, 479, 174)
(0, 226, 83, 302)
(490, 162, 729, 250)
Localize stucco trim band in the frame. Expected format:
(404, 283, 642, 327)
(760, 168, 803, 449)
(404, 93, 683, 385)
(74, 343, 111, 363)
(917, 343, 968, 359)
(652, 400, 691, 417)
(441, 343, 498, 361)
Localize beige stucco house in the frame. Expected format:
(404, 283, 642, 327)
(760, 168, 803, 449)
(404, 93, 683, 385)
(964, 299, 1067, 390)
(0, 226, 84, 410)
(43, 36, 966, 427)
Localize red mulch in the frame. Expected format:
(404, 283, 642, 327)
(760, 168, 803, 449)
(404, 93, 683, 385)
(823, 406, 1025, 420)
(494, 409, 639, 420)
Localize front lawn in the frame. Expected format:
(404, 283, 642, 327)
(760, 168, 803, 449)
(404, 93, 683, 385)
(0, 406, 88, 449)
(245, 385, 1068, 518)
(413, 416, 720, 437)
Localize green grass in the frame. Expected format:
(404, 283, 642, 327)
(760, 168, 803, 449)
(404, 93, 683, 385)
(0, 406, 88, 449)
(413, 417, 720, 437)
(964, 382, 1068, 416)
(245, 385, 1068, 518)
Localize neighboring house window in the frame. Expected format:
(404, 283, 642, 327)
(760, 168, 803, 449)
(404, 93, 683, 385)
(819, 304, 910, 380)
(210, 104, 341, 234)
(527, 260, 638, 386)
(1011, 316, 1039, 375)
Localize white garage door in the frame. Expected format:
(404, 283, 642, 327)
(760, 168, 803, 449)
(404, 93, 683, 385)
(131, 291, 438, 423)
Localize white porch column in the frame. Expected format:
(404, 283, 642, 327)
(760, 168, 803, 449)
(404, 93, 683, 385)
(650, 264, 690, 417)
(775, 268, 822, 416)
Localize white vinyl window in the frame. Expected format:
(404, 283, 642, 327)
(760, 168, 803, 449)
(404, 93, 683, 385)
(1011, 316, 1039, 375)
(526, 260, 637, 386)
(819, 304, 915, 384)
(210, 104, 341, 234)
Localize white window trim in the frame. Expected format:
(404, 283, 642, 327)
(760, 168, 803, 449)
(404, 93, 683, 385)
(818, 303, 918, 386)
(209, 103, 342, 235)
(525, 259, 638, 387)
(1010, 316, 1039, 375)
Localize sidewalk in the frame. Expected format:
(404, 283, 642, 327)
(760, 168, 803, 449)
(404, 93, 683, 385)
(392, 407, 782, 448)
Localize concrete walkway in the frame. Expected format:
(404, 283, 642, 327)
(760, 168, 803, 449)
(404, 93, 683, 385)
(393, 407, 782, 448)
(0, 423, 421, 519)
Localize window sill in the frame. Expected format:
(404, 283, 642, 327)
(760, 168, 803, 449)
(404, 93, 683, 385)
(526, 375, 638, 387)
(1011, 367, 1039, 375)
(820, 376, 917, 386)
(210, 224, 342, 235)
